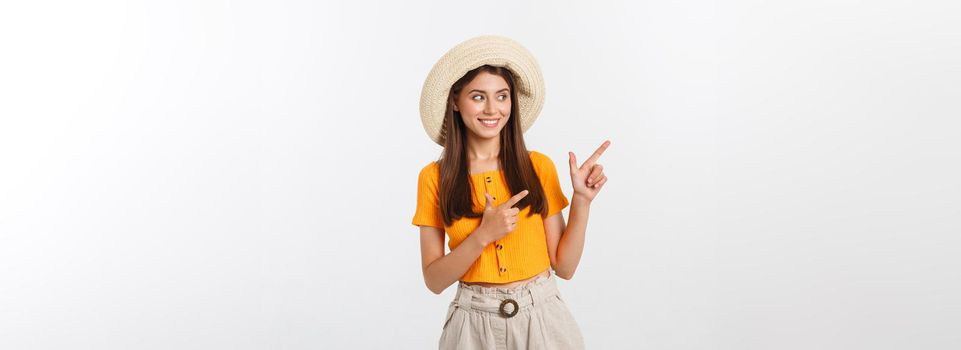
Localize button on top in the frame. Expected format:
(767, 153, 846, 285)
(496, 244, 503, 250)
(499, 267, 507, 273)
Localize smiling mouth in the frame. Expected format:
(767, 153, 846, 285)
(479, 118, 500, 127)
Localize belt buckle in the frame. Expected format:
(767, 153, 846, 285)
(499, 298, 519, 318)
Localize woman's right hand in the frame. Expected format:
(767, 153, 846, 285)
(475, 190, 529, 245)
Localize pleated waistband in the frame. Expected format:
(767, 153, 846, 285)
(452, 271, 560, 315)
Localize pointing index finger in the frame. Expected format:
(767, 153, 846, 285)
(583, 140, 611, 167)
(503, 190, 529, 208)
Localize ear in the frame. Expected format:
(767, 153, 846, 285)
(450, 94, 460, 112)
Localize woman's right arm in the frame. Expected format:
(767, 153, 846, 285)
(418, 190, 528, 294)
(419, 226, 488, 294)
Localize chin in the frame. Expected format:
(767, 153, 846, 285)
(470, 130, 501, 141)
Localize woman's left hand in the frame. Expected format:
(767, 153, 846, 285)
(568, 140, 610, 203)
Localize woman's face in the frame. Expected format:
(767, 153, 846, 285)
(454, 71, 512, 142)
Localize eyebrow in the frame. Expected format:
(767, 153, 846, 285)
(468, 88, 510, 94)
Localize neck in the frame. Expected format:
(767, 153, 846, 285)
(466, 134, 500, 161)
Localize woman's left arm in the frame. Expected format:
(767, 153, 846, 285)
(545, 141, 610, 280)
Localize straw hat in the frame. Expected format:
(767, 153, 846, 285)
(419, 35, 545, 146)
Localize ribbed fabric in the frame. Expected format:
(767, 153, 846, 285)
(412, 151, 569, 283)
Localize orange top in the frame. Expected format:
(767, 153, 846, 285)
(412, 150, 569, 283)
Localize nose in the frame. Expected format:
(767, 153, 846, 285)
(483, 101, 497, 115)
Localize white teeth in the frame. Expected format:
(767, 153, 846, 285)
(480, 119, 498, 126)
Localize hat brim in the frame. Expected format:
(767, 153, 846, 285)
(419, 35, 545, 146)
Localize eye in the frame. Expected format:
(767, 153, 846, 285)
(498, 94, 508, 101)
(472, 95, 484, 101)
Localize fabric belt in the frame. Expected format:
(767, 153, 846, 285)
(451, 273, 557, 318)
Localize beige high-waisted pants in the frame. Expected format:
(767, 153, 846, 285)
(439, 271, 584, 350)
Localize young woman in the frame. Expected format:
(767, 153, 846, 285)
(412, 35, 610, 350)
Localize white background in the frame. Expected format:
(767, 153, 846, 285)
(1, 1, 959, 349)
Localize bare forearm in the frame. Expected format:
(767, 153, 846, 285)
(423, 232, 487, 294)
(555, 195, 591, 279)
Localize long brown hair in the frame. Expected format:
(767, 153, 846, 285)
(437, 65, 547, 227)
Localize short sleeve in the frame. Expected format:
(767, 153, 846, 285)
(531, 151, 569, 217)
(412, 162, 445, 229)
